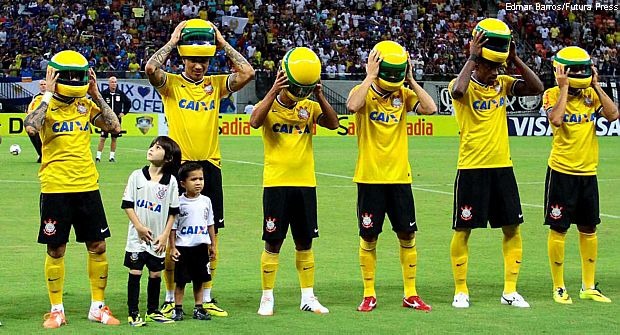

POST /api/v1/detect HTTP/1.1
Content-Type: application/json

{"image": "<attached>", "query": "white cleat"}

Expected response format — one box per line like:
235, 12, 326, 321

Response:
300, 296, 329, 314
452, 293, 470, 308
501, 292, 530, 308
257, 296, 274, 316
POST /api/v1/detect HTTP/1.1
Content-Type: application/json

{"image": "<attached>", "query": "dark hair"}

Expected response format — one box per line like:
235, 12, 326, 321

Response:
149, 136, 182, 176
178, 162, 203, 182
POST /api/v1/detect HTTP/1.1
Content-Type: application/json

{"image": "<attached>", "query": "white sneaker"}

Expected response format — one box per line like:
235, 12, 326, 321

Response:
501, 292, 530, 308
300, 296, 329, 314
257, 296, 274, 316
452, 293, 470, 308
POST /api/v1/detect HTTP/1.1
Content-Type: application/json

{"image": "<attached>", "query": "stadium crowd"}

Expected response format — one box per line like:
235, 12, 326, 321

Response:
0, 0, 618, 80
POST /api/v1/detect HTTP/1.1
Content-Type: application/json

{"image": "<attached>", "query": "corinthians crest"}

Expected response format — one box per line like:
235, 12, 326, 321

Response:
298, 107, 309, 120
265, 217, 277, 232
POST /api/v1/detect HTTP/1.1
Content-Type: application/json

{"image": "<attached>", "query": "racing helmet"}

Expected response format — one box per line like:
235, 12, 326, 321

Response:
47, 50, 89, 98
372, 41, 407, 92
553, 46, 592, 89
178, 19, 217, 57
473, 18, 512, 64
281, 47, 321, 101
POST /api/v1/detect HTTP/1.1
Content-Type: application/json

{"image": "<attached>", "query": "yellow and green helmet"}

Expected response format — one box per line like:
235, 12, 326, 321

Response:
47, 50, 89, 98
281, 47, 321, 101
473, 18, 512, 64
178, 19, 217, 57
372, 40, 407, 92
553, 46, 592, 89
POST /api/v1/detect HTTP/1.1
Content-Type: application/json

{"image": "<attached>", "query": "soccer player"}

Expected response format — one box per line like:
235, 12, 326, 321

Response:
24, 50, 122, 328
448, 18, 544, 308
145, 19, 254, 317
25, 79, 46, 162
543, 46, 618, 304
96, 76, 131, 163
346, 40, 437, 312
250, 47, 339, 316
169, 162, 217, 322
122, 136, 182, 326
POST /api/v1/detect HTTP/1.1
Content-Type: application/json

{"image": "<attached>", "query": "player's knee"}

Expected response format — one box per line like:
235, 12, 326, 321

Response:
396, 231, 415, 242
47, 244, 66, 258
502, 224, 520, 237
86, 240, 107, 254
149, 271, 162, 279
577, 225, 596, 234
550, 226, 568, 234
265, 240, 284, 253
294, 239, 312, 251
129, 269, 142, 276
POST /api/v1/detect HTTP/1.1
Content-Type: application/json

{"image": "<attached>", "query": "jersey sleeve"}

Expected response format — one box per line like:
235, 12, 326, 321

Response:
121, 171, 137, 209
168, 177, 180, 215
500, 75, 519, 96
210, 74, 231, 98
310, 100, 322, 124
87, 98, 103, 125
154, 72, 173, 97
404, 87, 420, 113
590, 87, 603, 114
347, 84, 367, 114
542, 88, 558, 114
27, 95, 42, 114
205, 197, 215, 227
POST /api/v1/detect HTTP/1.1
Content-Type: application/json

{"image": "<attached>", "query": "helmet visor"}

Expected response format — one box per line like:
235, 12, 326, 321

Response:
57, 70, 88, 85
379, 68, 406, 83
565, 64, 592, 78
287, 82, 315, 99
484, 36, 511, 53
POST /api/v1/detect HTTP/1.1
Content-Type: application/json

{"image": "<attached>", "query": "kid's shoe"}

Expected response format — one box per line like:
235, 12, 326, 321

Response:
128, 313, 146, 327
193, 307, 211, 321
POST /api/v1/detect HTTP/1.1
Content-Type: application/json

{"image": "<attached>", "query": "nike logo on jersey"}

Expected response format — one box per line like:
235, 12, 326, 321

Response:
137, 186, 144, 190
51, 107, 60, 111
100, 227, 109, 233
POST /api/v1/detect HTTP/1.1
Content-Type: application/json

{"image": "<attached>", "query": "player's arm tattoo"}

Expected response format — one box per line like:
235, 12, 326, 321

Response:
222, 42, 255, 92
24, 101, 49, 133
145, 43, 173, 87
92, 92, 121, 132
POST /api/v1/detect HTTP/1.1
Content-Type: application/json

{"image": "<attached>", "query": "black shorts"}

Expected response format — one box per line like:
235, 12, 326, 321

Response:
357, 183, 417, 237
452, 168, 524, 229
100, 117, 122, 138
38, 191, 111, 244
544, 167, 600, 230
262, 187, 318, 241
181, 160, 224, 232
174, 244, 211, 285
124, 251, 165, 272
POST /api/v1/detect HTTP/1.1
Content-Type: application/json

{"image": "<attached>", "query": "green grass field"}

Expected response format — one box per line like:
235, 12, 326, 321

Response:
0, 135, 618, 334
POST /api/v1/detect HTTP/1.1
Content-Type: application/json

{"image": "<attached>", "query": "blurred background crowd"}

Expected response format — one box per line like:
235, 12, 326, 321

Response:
0, 0, 618, 81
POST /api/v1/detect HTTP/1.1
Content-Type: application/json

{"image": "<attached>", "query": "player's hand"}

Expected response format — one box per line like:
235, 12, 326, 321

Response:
208, 244, 216, 261
591, 65, 599, 87
366, 49, 381, 80
169, 20, 187, 46
153, 234, 168, 254
470, 31, 487, 59
406, 53, 415, 83
45, 67, 59, 94
170, 248, 180, 262
136, 224, 154, 244
555, 64, 569, 89
508, 41, 517, 62
213, 23, 226, 48
87, 68, 99, 97
313, 81, 324, 97
269, 70, 289, 95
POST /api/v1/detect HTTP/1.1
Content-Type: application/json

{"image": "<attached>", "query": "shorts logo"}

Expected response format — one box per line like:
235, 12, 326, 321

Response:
361, 213, 373, 228
549, 204, 563, 220
130, 252, 139, 261
156, 186, 168, 200
43, 219, 57, 236
265, 217, 277, 233
460, 206, 473, 221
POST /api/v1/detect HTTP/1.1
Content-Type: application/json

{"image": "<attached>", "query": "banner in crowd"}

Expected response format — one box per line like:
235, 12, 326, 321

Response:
508, 116, 620, 136
221, 16, 249, 34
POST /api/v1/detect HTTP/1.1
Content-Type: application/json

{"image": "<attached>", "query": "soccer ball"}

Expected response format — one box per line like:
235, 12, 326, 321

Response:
9, 144, 21, 155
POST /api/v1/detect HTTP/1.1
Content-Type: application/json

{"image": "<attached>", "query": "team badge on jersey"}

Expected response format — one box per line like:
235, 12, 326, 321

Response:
43, 219, 58, 236
460, 206, 473, 221
584, 97, 593, 107
298, 107, 309, 120
549, 204, 563, 220
77, 103, 87, 114
392, 96, 402, 108
156, 185, 168, 200
204, 84, 214, 95
361, 213, 373, 228
265, 217, 277, 232
494, 84, 501, 93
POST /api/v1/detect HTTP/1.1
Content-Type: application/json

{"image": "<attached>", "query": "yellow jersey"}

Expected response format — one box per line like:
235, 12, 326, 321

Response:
350, 84, 420, 184
449, 75, 519, 169
157, 73, 230, 165
259, 96, 322, 187
543, 86, 602, 175
39, 97, 101, 193
27, 93, 43, 113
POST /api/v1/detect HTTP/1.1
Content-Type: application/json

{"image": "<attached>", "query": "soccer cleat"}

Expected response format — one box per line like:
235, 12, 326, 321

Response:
357, 296, 377, 312
403, 296, 432, 312
193, 307, 211, 321
127, 313, 146, 327
452, 292, 470, 308
300, 296, 329, 314
145, 311, 174, 323
501, 292, 530, 308
109, 158, 116, 162
88, 305, 121, 325
553, 287, 573, 304
257, 296, 274, 316
160, 301, 175, 318
43, 311, 66, 329
580, 284, 611, 303
203, 299, 229, 317
172, 309, 184, 321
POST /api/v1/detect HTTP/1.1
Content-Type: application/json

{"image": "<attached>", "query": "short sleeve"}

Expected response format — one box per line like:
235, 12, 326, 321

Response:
404, 87, 420, 113
121, 171, 137, 209
542, 88, 557, 114
500, 75, 519, 96
205, 197, 215, 227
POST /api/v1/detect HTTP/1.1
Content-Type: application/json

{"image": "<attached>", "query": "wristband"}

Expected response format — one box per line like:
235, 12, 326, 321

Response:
468, 54, 479, 62
42, 91, 53, 104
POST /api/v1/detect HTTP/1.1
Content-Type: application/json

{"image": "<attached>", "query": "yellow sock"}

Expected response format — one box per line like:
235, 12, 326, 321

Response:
450, 230, 470, 295
548, 229, 567, 289
359, 238, 377, 297
399, 238, 418, 297
164, 246, 175, 293
45, 254, 65, 305
261, 250, 279, 290
295, 250, 315, 288
502, 227, 523, 294
87, 252, 108, 302
204, 234, 218, 290
579, 231, 597, 289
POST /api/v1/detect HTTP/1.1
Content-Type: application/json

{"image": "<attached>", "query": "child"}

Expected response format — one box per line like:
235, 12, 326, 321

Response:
170, 162, 216, 321
122, 136, 182, 326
